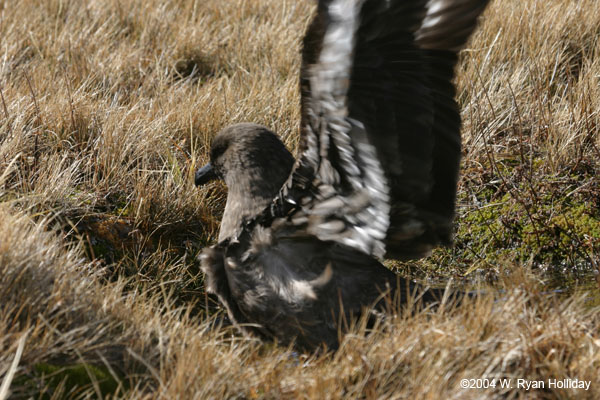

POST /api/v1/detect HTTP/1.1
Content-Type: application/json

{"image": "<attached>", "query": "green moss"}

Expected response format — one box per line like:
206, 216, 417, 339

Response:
460, 199, 599, 266
14, 362, 125, 399
410, 157, 599, 288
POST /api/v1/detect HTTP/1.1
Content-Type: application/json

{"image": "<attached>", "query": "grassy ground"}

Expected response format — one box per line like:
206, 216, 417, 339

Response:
1, 0, 599, 398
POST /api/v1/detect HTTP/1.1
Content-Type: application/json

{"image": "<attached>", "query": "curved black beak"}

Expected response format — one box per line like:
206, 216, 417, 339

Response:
195, 163, 218, 186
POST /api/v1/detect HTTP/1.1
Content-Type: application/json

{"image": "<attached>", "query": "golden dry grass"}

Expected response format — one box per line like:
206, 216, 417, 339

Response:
1, 0, 599, 398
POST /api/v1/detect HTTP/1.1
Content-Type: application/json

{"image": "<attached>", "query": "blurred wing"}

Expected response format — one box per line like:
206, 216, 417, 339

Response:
267, 0, 489, 260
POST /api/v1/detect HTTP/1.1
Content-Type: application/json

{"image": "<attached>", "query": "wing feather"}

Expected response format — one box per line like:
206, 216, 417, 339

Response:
262, 0, 489, 260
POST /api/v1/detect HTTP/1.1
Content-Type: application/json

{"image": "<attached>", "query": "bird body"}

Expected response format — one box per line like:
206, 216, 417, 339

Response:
201, 228, 409, 350
195, 0, 490, 350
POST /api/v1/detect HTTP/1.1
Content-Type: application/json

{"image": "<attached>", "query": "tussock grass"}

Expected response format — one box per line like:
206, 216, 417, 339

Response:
0, 0, 599, 398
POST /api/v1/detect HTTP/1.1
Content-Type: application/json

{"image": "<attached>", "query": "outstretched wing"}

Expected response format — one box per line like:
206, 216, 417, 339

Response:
266, 0, 489, 260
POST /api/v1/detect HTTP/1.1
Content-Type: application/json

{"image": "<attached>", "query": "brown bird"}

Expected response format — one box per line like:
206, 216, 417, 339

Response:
195, 0, 489, 351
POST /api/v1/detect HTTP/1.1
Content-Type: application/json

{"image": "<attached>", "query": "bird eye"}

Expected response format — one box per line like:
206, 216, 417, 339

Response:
210, 143, 227, 162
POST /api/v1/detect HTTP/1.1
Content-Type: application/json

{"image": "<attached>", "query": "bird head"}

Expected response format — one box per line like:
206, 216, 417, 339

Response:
195, 123, 294, 194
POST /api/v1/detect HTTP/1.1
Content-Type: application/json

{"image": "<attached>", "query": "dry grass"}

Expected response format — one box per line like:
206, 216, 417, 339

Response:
0, 0, 599, 398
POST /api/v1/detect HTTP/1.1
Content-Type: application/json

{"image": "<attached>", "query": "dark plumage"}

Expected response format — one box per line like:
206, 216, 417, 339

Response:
195, 0, 490, 351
